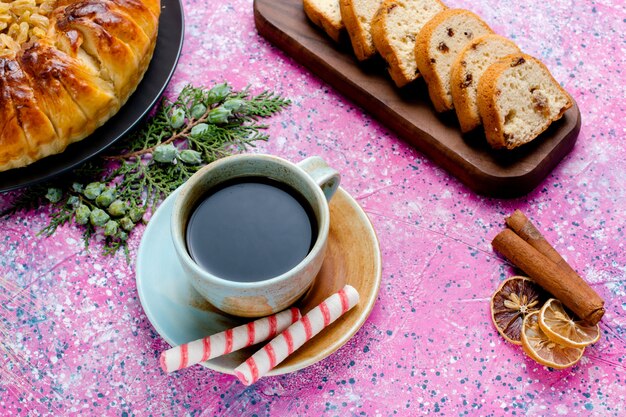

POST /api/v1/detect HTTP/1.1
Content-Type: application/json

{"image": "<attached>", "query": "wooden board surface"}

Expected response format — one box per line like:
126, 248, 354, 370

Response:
253, 0, 581, 198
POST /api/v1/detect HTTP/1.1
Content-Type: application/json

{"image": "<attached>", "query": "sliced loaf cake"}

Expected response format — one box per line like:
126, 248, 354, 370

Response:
304, 0, 345, 42
371, 0, 447, 87
477, 53, 573, 149
340, 0, 383, 61
415, 9, 492, 112
450, 34, 520, 132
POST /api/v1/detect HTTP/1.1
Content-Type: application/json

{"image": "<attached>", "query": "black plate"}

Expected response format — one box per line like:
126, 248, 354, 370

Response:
0, 0, 185, 192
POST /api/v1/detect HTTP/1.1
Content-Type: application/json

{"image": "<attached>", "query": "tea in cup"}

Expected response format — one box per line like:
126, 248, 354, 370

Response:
170, 154, 340, 317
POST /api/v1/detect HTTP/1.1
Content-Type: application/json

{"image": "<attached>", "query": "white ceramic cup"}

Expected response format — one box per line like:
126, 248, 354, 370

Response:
171, 154, 340, 317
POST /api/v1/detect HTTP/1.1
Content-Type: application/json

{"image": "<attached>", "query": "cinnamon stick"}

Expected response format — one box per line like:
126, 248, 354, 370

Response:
492, 228, 605, 325
505, 210, 577, 278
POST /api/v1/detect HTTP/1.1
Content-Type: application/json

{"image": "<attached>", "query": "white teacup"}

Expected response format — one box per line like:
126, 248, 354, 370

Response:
171, 154, 340, 317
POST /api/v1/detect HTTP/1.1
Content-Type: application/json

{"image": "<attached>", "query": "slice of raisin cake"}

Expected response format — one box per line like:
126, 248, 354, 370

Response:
477, 53, 573, 149
371, 0, 446, 87
304, 0, 345, 42
340, 0, 383, 60
415, 9, 492, 112
450, 34, 520, 132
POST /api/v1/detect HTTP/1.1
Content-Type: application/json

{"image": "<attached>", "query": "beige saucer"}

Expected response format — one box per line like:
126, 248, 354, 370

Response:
137, 186, 381, 376
275, 185, 381, 373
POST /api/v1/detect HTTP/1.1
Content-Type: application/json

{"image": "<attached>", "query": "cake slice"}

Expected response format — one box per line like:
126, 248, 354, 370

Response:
304, 0, 345, 42
371, 0, 447, 87
477, 53, 573, 149
340, 0, 383, 61
450, 34, 520, 132
415, 9, 492, 112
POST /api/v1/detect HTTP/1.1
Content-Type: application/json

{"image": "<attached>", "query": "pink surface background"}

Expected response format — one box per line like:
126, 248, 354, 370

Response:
1, 0, 625, 415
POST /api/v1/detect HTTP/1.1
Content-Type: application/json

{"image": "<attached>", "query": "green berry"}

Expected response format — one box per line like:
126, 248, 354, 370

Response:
170, 107, 186, 129
222, 98, 245, 113
67, 196, 80, 208
72, 183, 84, 193
128, 207, 145, 223
119, 216, 134, 231
178, 149, 203, 165
190, 123, 209, 138
89, 208, 110, 227
118, 231, 129, 241
207, 107, 231, 124
84, 182, 105, 200
45, 188, 63, 203
153, 143, 178, 163
95, 189, 116, 208
104, 220, 119, 237
108, 200, 127, 217
75, 204, 91, 225
207, 83, 231, 103
190, 103, 207, 119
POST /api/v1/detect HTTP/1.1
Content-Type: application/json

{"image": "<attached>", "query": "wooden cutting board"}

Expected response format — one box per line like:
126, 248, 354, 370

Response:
253, 0, 581, 198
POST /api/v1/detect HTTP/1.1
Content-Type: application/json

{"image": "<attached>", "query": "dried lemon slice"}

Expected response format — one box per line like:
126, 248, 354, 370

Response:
539, 298, 601, 348
521, 311, 584, 369
490, 276, 548, 345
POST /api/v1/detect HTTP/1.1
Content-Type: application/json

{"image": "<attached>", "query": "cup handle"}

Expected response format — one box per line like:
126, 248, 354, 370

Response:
297, 156, 341, 201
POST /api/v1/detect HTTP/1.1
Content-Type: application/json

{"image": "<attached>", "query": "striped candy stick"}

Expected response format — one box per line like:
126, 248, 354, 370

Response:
160, 307, 301, 373
234, 285, 359, 385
